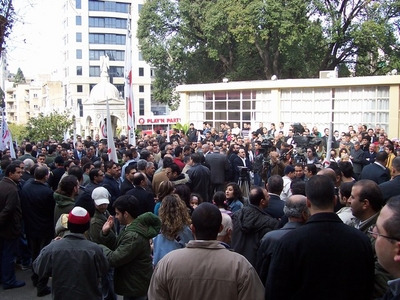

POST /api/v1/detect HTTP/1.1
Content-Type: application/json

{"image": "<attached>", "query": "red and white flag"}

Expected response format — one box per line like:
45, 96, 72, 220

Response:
106, 100, 118, 163
124, 6, 135, 146
0, 109, 16, 158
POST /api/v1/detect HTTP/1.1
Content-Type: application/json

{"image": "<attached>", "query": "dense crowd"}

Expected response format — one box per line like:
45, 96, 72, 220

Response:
0, 120, 399, 300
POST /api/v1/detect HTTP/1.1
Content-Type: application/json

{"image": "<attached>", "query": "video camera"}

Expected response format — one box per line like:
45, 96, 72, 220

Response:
291, 135, 322, 165
238, 166, 249, 178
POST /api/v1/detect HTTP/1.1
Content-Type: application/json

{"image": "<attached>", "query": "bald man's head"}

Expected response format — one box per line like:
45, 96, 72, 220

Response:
317, 168, 336, 183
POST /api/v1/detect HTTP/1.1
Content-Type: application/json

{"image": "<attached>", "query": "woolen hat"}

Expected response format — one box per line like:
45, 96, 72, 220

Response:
92, 187, 110, 206
67, 206, 90, 233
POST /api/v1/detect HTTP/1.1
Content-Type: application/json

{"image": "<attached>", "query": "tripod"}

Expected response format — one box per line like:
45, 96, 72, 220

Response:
238, 175, 250, 205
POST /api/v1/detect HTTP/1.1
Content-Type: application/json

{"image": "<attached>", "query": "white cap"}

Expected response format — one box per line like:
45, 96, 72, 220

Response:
92, 187, 110, 206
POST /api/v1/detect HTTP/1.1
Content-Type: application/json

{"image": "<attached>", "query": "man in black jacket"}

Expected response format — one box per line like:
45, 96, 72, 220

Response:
265, 175, 374, 300
231, 187, 279, 267
187, 153, 211, 202
21, 166, 54, 296
0, 163, 25, 289
126, 173, 155, 215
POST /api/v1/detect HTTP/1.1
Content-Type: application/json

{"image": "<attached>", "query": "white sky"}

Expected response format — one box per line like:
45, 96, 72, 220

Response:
7, 0, 63, 77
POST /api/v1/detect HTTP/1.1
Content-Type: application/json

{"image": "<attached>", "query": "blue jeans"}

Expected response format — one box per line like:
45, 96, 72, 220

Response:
0, 237, 19, 286
254, 172, 263, 187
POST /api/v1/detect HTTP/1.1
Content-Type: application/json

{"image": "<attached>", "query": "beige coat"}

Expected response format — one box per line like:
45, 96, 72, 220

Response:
148, 240, 264, 300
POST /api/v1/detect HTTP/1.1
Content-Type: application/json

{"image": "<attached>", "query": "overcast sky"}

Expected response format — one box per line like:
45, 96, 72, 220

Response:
7, 0, 63, 77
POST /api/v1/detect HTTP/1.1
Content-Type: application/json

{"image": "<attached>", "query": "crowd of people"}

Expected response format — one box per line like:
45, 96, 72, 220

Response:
0, 120, 399, 300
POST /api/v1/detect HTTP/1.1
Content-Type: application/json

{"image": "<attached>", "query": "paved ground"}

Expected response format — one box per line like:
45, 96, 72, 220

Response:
0, 266, 123, 299
0, 266, 51, 300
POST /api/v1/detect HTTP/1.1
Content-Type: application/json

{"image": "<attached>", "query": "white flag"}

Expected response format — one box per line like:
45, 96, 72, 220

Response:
166, 124, 170, 143
124, 6, 135, 146
106, 100, 118, 162
63, 130, 69, 143
1, 110, 16, 158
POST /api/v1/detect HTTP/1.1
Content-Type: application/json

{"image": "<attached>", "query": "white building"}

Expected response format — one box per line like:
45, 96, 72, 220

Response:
176, 75, 400, 138
61, 0, 169, 138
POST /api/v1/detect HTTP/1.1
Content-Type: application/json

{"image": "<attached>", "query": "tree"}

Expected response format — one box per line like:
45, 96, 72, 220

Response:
0, 0, 14, 56
138, 0, 400, 107
309, 0, 400, 75
172, 122, 190, 135
26, 110, 73, 142
8, 122, 26, 143
14, 67, 26, 85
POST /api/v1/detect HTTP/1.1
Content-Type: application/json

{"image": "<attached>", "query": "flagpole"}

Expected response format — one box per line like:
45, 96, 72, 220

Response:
106, 99, 118, 162
124, 5, 135, 146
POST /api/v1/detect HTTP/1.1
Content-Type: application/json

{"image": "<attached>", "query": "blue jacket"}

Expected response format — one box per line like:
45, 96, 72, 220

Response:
153, 225, 193, 266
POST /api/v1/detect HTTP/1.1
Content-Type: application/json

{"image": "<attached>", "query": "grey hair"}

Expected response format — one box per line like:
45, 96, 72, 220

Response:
23, 158, 35, 170
283, 195, 308, 218
136, 159, 147, 171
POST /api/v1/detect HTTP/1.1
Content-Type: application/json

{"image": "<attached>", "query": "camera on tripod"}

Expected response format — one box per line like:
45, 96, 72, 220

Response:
238, 166, 249, 178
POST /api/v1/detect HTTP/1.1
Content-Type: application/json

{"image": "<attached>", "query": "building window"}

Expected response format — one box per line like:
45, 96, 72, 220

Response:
76, 32, 82, 42
33, 94, 38, 98
88, 1, 129, 13
109, 66, 124, 77
76, 16, 81, 25
76, 0, 81, 9
139, 67, 144, 76
139, 85, 144, 93
78, 99, 83, 117
139, 98, 145, 115
77, 66, 82, 76
138, 4, 143, 13
63, 18, 68, 29
77, 85, 83, 93
89, 66, 100, 77
150, 68, 156, 78
138, 51, 144, 61
89, 17, 127, 29
89, 50, 124, 61
89, 33, 126, 45
76, 49, 82, 59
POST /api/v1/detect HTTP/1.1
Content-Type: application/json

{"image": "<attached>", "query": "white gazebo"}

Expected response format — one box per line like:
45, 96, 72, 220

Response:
83, 55, 127, 138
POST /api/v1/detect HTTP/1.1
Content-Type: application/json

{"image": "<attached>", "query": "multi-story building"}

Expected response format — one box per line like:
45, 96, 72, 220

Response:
5, 76, 63, 125
61, 0, 169, 137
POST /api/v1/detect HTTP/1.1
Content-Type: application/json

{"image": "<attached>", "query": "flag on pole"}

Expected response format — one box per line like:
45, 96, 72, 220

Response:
73, 126, 77, 149
0, 109, 16, 158
100, 118, 107, 138
166, 124, 170, 143
124, 5, 135, 146
63, 130, 69, 143
106, 100, 118, 162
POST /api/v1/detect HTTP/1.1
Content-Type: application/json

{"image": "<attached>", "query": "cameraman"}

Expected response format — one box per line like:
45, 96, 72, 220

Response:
269, 151, 285, 177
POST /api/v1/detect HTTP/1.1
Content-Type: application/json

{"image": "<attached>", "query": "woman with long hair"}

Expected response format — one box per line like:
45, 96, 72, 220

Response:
152, 194, 193, 266
154, 180, 174, 216
225, 182, 244, 213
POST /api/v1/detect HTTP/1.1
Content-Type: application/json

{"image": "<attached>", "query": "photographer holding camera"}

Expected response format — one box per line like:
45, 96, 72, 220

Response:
269, 151, 285, 177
